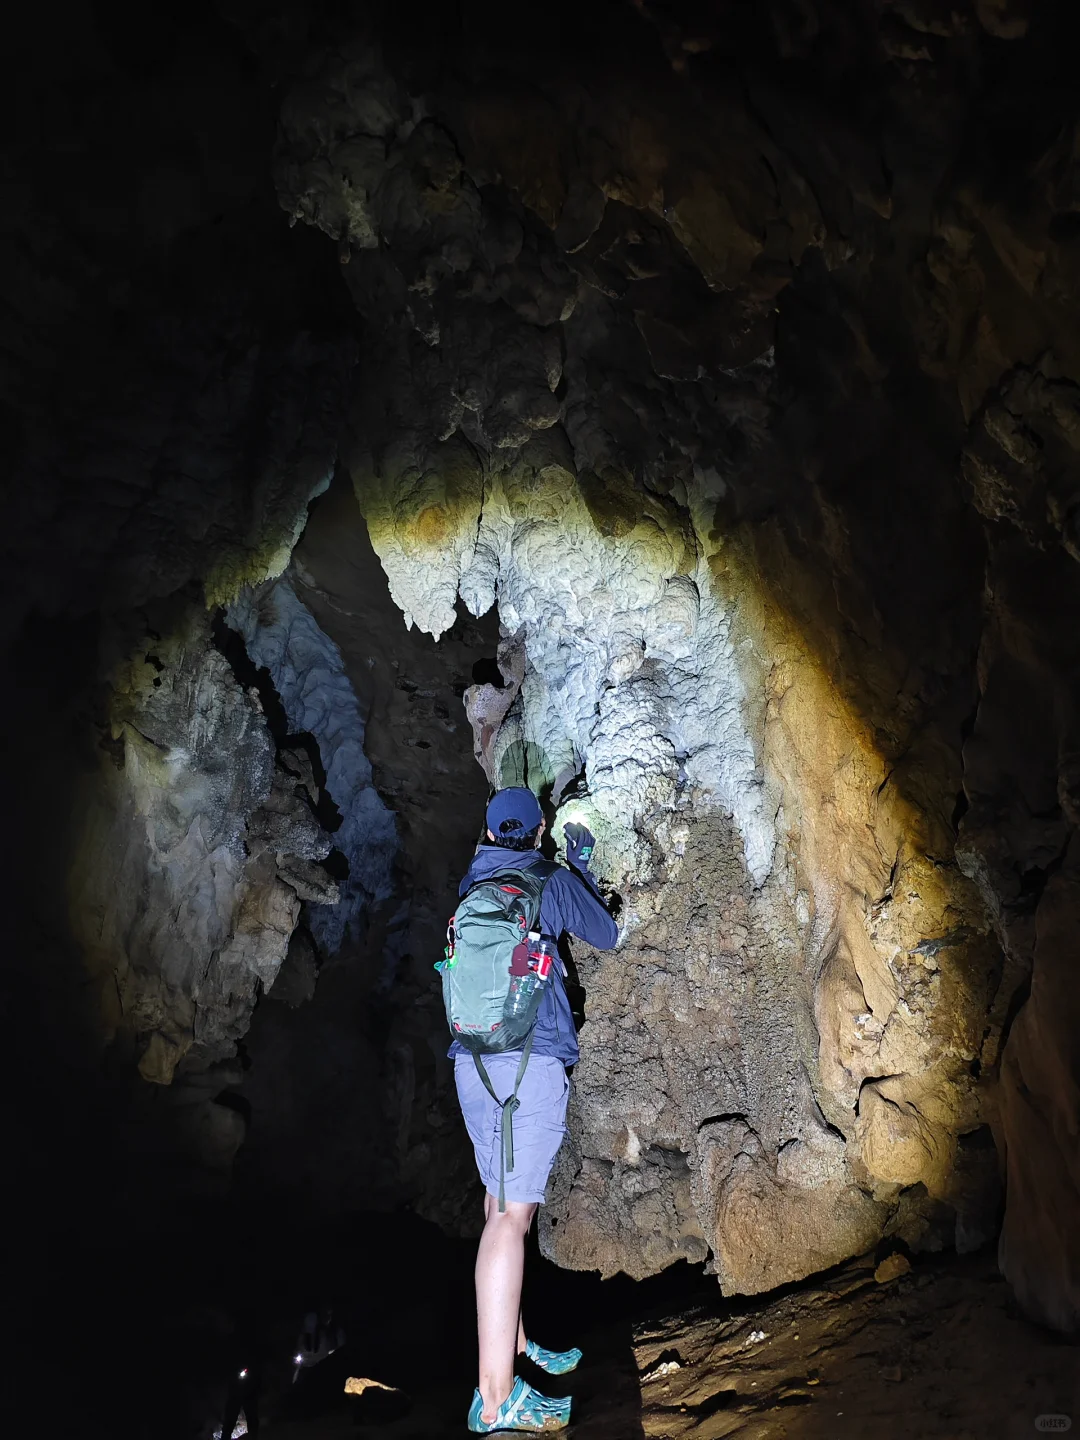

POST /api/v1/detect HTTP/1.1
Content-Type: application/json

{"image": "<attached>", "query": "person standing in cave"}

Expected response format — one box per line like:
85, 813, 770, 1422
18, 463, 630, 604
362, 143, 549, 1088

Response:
448, 786, 618, 1433
217, 1306, 266, 1440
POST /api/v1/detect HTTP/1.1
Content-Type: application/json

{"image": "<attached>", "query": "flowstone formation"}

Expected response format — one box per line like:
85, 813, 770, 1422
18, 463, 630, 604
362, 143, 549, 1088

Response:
352, 460, 1001, 1297
226, 577, 397, 953
271, 9, 1080, 1322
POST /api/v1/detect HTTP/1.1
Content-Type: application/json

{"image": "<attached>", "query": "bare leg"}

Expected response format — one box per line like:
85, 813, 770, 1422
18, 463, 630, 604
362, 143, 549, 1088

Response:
517, 1310, 527, 1357
476, 1192, 537, 1421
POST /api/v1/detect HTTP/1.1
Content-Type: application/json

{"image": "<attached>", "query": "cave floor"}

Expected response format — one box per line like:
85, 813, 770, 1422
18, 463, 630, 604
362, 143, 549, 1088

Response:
264, 1249, 1078, 1440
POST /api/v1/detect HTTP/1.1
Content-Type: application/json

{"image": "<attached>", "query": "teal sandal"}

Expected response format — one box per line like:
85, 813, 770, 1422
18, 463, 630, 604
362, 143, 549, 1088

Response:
467, 1376, 572, 1433
524, 1340, 583, 1376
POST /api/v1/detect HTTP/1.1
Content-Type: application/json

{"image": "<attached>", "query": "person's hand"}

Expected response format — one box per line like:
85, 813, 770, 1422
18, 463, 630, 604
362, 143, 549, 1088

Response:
563, 822, 595, 869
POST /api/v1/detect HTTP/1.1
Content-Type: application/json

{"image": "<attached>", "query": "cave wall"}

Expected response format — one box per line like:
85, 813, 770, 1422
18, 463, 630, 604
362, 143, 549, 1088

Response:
1, 0, 371, 1215
223, 476, 499, 1229
339, 439, 1004, 1296
226, 575, 397, 952
4, 0, 1079, 1341
68, 602, 339, 1091
269, 0, 1079, 1324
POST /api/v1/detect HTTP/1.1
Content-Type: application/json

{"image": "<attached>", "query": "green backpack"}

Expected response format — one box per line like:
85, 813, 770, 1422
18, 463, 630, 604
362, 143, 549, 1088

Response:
436, 860, 557, 1209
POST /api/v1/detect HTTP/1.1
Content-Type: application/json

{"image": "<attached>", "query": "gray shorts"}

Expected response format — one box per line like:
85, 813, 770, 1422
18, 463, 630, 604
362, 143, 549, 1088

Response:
454, 1053, 570, 1205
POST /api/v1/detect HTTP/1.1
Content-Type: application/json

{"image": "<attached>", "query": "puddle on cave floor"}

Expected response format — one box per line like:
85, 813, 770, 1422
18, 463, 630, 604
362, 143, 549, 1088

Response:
198, 1213, 1078, 1440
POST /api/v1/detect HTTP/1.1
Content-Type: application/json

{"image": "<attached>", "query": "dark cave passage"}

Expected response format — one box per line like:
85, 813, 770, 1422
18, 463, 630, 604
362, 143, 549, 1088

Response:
5, 0, 1080, 1437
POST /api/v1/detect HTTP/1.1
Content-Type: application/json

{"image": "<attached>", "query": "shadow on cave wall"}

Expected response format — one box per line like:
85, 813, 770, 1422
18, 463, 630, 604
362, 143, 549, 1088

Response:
226, 473, 502, 1235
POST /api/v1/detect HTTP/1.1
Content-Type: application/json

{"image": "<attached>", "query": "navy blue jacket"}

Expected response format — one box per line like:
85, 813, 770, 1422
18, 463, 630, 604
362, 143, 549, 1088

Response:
448, 844, 619, 1066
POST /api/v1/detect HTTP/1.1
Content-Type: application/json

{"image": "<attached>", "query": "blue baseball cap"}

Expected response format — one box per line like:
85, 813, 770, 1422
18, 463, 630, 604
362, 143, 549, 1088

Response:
486, 786, 543, 837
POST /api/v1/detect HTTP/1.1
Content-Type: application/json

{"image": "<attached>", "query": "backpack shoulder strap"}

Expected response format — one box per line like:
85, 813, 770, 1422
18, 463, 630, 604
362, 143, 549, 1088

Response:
473, 1031, 535, 1212
505, 859, 558, 929
462, 858, 558, 901
529, 859, 559, 932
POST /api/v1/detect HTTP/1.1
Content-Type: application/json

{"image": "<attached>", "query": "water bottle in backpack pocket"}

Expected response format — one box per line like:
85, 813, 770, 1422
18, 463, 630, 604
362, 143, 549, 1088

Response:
505, 933, 558, 1022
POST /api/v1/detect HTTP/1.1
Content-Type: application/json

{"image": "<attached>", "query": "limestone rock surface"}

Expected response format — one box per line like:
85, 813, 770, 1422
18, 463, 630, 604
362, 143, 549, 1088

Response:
272, 18, 1051, 1304
68, 604, 339, 1090
227, 577, 397, 953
